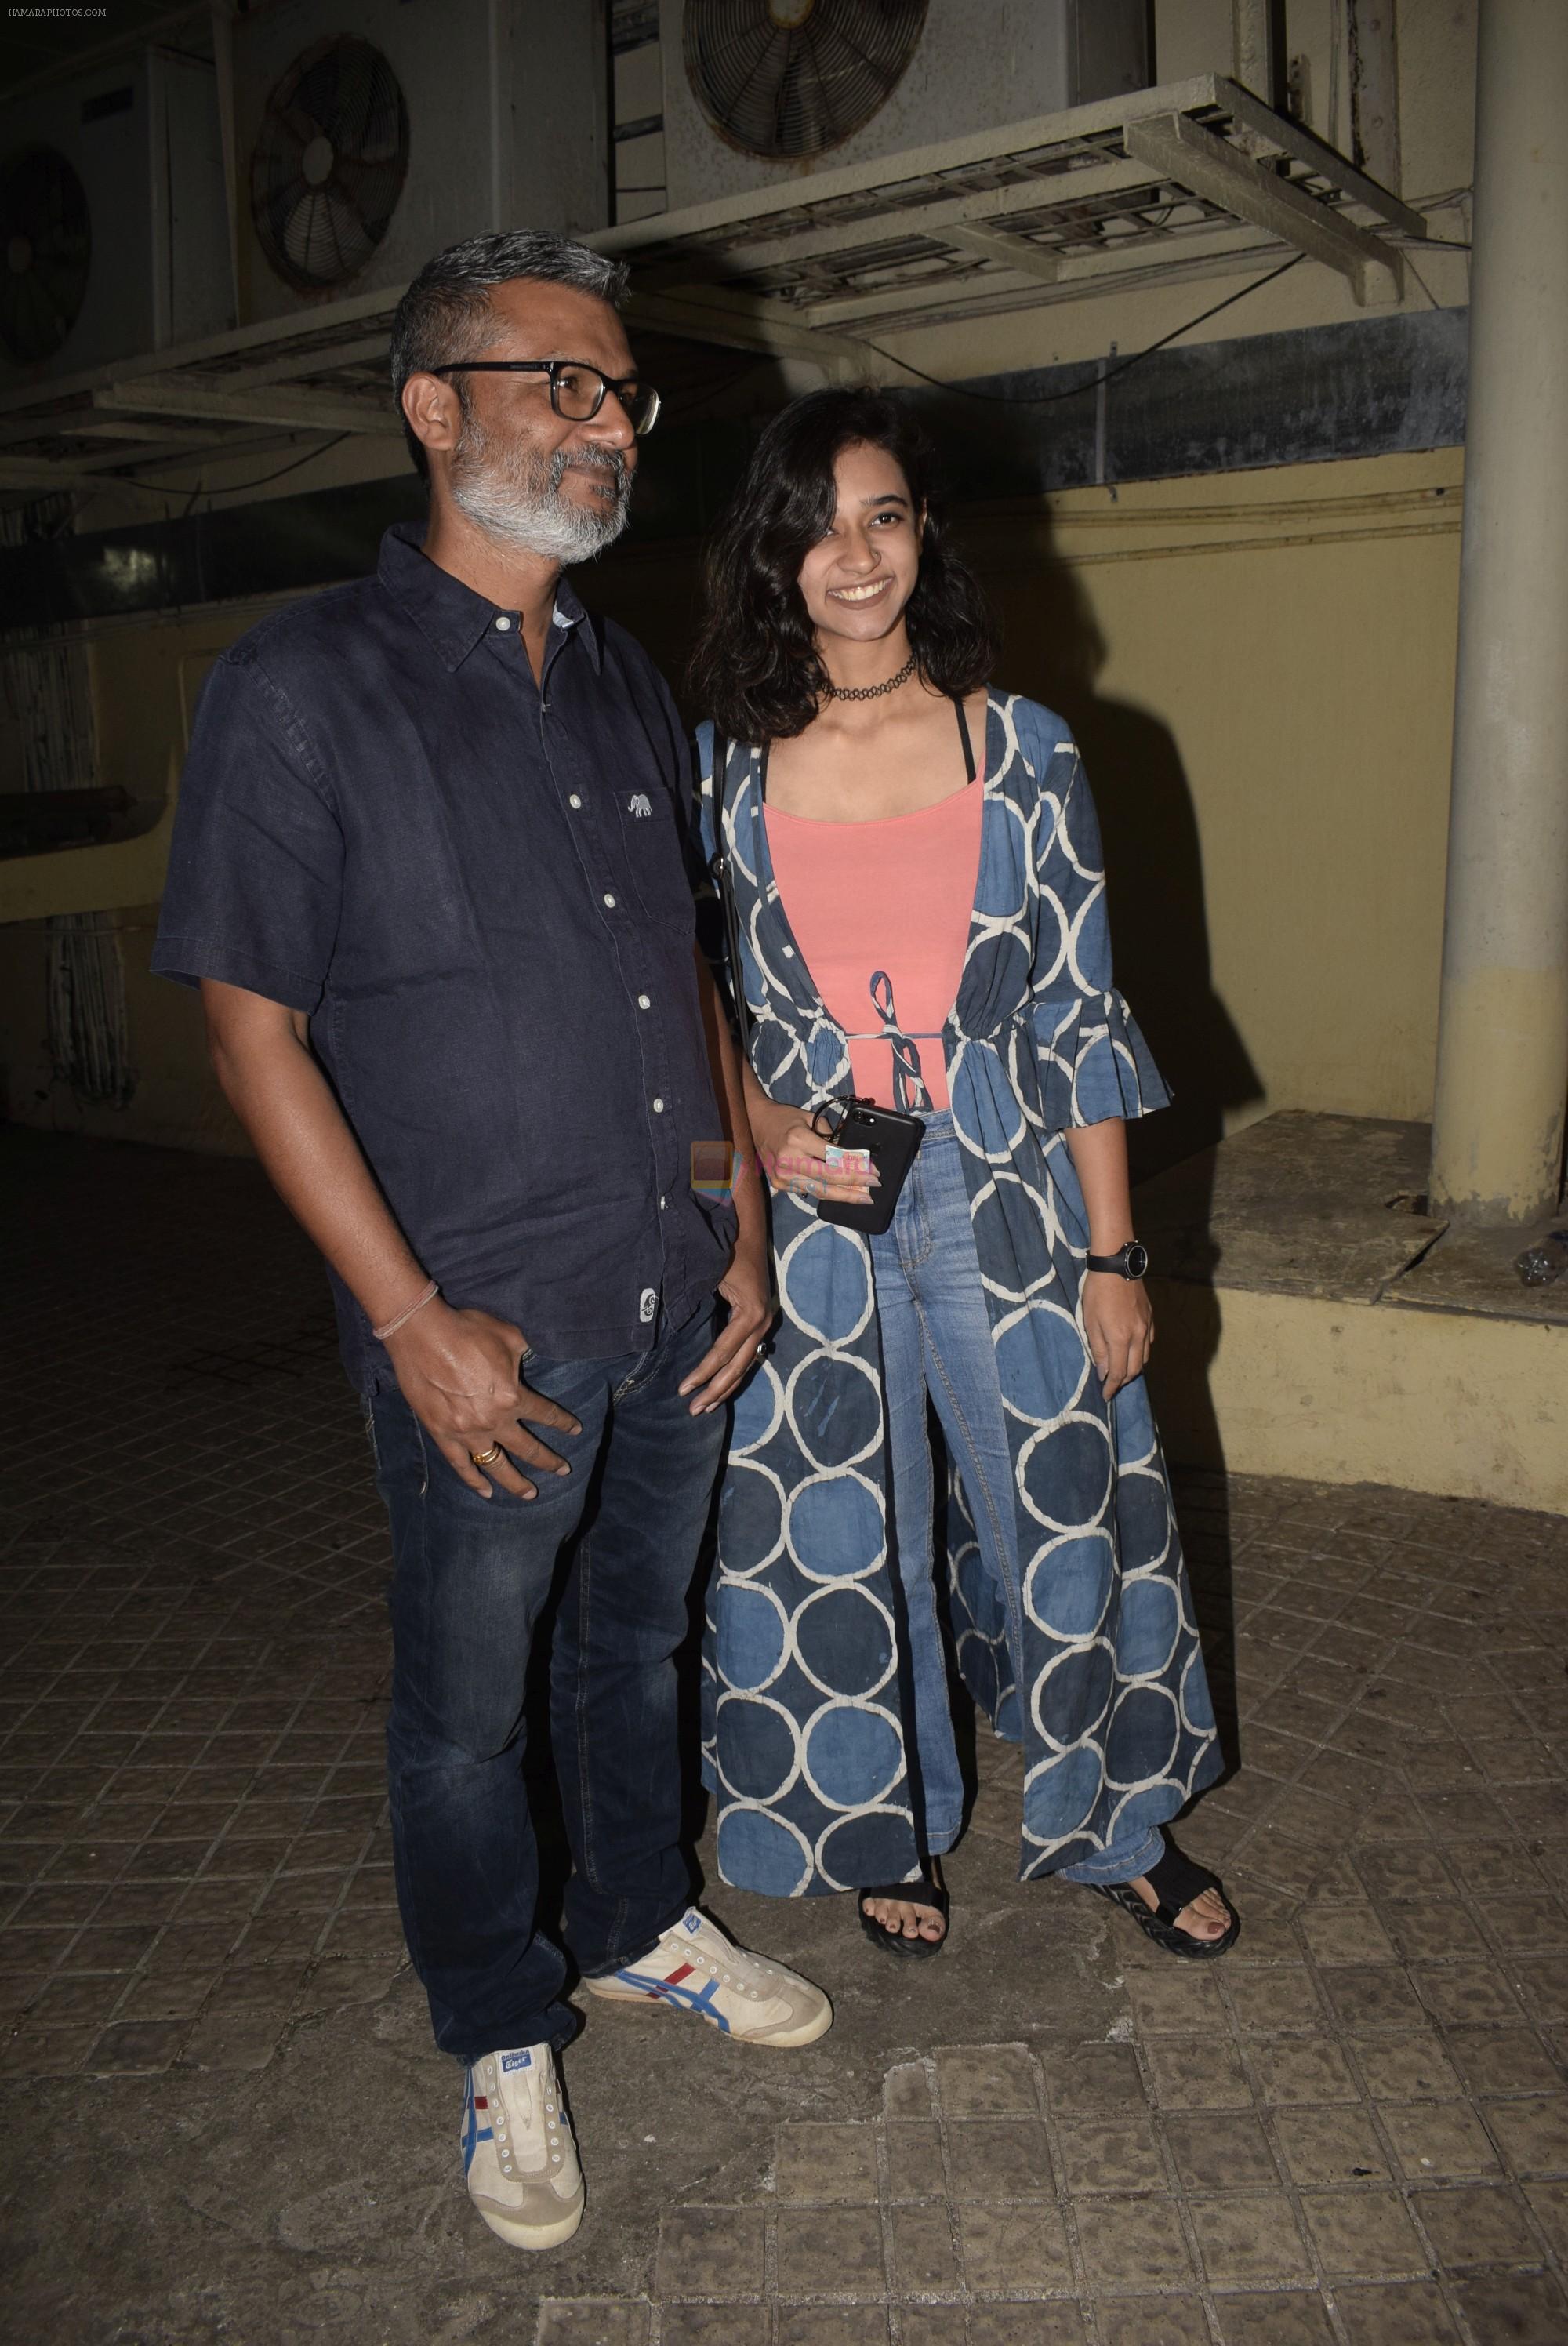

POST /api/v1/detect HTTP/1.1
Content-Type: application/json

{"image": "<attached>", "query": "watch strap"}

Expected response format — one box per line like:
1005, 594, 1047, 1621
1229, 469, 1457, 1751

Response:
1085, 1241, 1149, 1279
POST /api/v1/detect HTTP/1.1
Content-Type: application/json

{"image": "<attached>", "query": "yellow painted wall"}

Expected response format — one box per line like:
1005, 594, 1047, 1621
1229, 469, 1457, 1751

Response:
969, 450, 1465, 1173
0, 448, 1463, 1167
0, 606, 273, 1151
1148, 1276, 1568, 1513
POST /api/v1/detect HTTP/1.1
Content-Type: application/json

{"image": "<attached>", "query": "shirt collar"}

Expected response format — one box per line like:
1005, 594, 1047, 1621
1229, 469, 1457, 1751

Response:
547, 572, 601, 670
376, 522, 601, 674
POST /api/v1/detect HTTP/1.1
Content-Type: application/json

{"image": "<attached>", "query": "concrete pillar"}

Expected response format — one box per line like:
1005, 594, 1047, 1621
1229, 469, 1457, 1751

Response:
1428, 0, 1568, 1227
1230, 0, 1283, 108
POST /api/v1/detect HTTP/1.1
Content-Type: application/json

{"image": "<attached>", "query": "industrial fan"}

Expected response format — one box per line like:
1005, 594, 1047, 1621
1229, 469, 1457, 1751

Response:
249, 34, 409, 293
0, 145, 91, 365
683, 0, 928, 160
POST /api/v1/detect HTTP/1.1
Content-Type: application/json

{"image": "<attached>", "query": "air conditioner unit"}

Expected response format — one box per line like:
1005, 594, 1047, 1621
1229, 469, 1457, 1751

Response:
0, 50, 230, 387
661, 0, 1151, 212
234, 0, 611, 326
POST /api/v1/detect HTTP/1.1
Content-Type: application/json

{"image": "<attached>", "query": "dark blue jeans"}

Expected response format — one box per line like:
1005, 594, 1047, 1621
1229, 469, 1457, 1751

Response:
368, 1299, 724, 2062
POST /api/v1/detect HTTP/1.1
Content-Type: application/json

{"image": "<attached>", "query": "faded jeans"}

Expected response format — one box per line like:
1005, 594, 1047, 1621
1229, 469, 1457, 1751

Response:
869, 1114, 1162, 1887
368, 1298, 724, 2061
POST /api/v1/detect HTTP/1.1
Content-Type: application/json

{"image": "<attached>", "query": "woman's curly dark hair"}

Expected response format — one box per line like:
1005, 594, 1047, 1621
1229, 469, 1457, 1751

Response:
688, 387, 998, 742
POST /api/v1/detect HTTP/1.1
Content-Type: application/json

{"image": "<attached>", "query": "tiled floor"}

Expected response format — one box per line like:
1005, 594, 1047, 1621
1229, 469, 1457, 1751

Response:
2, 1128, 1566, 2344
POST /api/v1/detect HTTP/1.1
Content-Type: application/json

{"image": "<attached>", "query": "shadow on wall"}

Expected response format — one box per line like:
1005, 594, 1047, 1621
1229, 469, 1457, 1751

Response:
966, 522, 1263, 1186
965, 513, 1258, 1776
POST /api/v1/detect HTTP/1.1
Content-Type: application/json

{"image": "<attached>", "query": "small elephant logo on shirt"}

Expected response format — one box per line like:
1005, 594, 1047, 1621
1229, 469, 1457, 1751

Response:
628, 793, 652, 819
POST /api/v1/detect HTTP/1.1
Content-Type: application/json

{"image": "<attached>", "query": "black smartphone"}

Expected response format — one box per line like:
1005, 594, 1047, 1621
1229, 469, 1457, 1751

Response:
815, 1099, 924, 1236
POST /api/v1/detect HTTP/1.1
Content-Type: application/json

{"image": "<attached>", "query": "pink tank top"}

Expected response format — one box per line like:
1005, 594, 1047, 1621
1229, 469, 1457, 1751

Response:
765, 777, 984, 1111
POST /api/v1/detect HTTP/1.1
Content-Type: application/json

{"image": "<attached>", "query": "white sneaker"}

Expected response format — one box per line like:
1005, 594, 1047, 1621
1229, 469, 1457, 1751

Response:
463, 2043, 584, 2250
583, 1908, 832, 2047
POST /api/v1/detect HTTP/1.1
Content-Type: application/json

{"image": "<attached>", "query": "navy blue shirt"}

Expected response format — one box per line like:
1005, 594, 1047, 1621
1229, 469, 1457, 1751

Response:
154, 523, 735, 1389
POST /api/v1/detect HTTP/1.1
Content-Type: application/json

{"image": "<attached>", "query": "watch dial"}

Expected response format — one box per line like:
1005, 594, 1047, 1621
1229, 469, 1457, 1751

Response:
1127, 1243, 1149, 1279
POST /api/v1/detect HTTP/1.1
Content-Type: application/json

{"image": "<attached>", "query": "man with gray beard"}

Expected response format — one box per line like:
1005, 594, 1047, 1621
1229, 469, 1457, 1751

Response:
153, 233, 830, 2253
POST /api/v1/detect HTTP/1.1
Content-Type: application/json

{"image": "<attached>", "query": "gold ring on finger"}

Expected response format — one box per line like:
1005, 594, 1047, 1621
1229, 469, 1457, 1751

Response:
470, 1443, 503, 1466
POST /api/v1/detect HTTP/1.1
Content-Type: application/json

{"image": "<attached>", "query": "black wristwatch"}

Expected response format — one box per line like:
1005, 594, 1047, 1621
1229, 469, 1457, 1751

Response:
1085, 1240, 1149, 1280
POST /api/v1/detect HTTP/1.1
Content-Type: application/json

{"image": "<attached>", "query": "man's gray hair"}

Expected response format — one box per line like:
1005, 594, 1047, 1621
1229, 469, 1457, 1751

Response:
390, 231, 631, 478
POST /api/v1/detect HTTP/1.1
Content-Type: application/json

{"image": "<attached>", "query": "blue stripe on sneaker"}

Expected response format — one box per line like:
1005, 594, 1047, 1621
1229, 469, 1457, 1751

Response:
611, 1966, 732, 2033
462, 2075, 493, 2173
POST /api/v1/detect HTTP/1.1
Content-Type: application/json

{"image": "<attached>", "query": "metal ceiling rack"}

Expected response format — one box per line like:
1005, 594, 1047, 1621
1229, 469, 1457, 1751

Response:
0, 74, 1425, 506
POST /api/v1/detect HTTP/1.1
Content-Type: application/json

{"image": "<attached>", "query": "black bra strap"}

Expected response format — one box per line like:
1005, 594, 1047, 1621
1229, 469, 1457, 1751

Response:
954, 695, 976, 783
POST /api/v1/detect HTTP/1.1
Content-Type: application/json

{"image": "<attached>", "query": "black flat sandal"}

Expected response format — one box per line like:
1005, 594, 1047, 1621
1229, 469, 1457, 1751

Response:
1087, 1837, 1240, 1961
858, 1866, 950, 1960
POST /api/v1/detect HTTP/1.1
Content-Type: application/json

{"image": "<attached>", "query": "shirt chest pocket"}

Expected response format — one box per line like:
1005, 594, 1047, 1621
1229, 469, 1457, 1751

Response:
613, 780, 698, 934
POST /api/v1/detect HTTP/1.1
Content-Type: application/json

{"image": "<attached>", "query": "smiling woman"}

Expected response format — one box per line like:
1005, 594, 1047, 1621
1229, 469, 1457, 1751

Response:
692, 388, 1239, 1968
688, 389, 993, 745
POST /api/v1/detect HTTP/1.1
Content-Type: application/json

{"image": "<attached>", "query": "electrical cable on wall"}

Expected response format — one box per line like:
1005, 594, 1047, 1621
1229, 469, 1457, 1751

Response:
859, 252, 1308, 407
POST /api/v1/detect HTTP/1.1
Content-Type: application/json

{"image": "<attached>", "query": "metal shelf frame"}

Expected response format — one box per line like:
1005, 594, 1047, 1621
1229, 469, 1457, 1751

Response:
0, 74, 1424, 503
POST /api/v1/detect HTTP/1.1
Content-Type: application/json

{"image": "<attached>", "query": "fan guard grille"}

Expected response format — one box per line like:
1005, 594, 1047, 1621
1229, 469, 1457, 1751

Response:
0, 145, 91, 365
250, 34, 409, 294
684, 0, 928, 162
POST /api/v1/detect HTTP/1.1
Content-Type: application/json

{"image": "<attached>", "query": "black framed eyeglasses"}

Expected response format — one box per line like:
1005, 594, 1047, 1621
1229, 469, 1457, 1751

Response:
432, 357, 660, 437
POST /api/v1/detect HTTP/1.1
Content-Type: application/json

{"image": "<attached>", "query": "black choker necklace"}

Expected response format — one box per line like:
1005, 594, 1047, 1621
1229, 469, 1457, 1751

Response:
825, 652, 916, 702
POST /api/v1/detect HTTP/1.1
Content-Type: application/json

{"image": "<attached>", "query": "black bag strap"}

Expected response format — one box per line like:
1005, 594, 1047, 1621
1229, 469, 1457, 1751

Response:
710, 729, 753, 1059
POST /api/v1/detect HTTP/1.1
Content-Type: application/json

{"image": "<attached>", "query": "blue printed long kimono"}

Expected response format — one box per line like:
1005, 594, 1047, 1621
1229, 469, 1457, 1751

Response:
696, 691, 1221, 1895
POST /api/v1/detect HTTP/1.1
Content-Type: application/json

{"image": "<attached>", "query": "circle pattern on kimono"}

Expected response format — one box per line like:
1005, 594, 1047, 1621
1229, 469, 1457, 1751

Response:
1180, 1647, 1217, 1734
717, 1461, 786, 1575
1033, 1637, 1115, 1745
1030, 891, 1069, 985
1018, 1414, 1113, 1531
715, 1694, 800, 1804
961, 1067, 1028, 1160
785, 1349, 881, 1473
785, 1470, 884, 1582
778, 1218, 872, 1346
717, 1804, 812, 1898
1112, 1463, 1173, 1563
952, 1540, 1011, 1647
751, 1021, 796, 1089
731, 1357, 784, 1458
793, 1582, 896, 1701
954, 1625, 1001, 1723
1105, 1682, 1180, 1789
973, 812, 1029, 917
707, 695, 1221, 1898
1024, 1741, 1105, 1838
1103, 1778, 1182, 1853
968, 1175, 1055, 1292
803, 1701, 902, 1812
1115, 1574, 1181, 1680
1025, 1533, 1116, 1640
713, 1581, 791, 1695
815, 1804, 916, 1894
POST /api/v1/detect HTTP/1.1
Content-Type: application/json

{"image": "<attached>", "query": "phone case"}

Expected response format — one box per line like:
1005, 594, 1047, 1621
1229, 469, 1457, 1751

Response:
816, 1103, 924, 1235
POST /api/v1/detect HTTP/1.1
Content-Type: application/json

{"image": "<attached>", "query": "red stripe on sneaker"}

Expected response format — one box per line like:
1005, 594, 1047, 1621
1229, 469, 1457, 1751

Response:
664, 1963, 695, 1985
474, 2097, 488, 2108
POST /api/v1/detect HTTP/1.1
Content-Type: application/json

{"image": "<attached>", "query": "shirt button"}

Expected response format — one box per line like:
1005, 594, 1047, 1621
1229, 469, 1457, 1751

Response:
637, 993, 651, 1009
603, 892, 616, 908
659, 1195, 666, 1210
652, 1097, 665, 1113
493, 615, 512, 632
568, 794, 583, 808
639, 1287, 657, 1324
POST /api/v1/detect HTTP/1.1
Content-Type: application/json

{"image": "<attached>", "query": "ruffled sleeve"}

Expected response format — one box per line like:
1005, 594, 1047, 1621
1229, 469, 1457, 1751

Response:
1033, 986, 1169, 1128
1027, 732, 1171, 1128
